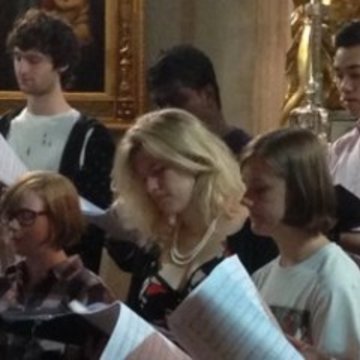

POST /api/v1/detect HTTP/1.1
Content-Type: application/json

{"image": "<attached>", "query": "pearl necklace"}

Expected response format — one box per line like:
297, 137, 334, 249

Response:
169, 218, 218, 266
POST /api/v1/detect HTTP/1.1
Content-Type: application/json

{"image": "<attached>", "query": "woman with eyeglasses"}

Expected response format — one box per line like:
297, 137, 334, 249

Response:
0, 170, 114, 359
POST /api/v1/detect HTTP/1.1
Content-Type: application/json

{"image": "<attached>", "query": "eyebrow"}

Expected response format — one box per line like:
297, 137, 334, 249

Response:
334, 64, 360, 71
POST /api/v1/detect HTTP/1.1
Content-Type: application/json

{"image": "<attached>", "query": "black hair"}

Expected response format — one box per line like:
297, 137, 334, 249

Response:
335, 20, 360, 49
147, 45, 221, 108
6, 8, 80, 88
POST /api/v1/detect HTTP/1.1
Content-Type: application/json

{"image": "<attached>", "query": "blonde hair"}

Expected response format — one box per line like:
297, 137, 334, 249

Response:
1, 171, 85, 248
112, 108, 245, 239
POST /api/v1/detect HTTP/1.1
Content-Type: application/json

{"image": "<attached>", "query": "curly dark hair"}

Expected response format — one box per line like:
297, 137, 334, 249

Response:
6, 8, 80, 88
147, 45, 221, 108
335, 20, 360, 49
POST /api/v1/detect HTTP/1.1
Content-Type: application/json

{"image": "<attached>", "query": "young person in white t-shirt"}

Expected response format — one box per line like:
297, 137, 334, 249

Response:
0, 9, 115, 273
241, 128, 360, 359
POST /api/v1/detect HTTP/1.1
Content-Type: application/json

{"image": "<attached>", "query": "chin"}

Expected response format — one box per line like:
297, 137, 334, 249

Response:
345, 104, 360, 118
250, 222, 271, 237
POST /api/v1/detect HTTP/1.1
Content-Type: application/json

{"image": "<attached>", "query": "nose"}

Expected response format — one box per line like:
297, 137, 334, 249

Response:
338, 75, 354, 94
146, 176, 159, 195
0, 219, 20, 242
7, 218, 21, 233
241, 192, 253, 209
15, 57, 30, 75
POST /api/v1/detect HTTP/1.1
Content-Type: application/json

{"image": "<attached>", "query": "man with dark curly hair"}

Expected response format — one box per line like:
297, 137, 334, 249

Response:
0, 8, 115, 273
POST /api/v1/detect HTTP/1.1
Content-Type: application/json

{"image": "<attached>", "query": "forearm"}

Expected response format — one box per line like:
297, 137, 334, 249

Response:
339, 232, 360, 255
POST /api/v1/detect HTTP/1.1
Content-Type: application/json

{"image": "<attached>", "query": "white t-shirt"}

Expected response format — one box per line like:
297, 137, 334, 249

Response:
253, 243, 360, 359
7, 108, 80, 171
329, 122, 360, 198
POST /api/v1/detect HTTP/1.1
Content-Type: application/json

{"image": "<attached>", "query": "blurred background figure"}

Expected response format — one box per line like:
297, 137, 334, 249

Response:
0, 171, 114, 359
282, 0, 360, 123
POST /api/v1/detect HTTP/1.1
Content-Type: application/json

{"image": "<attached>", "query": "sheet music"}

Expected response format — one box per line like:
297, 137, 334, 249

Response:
90, 301, 189, 360
79, 197, 105, 217
168, 256, 303, 360
0, 133, 104, 219
0, 133, 27, 186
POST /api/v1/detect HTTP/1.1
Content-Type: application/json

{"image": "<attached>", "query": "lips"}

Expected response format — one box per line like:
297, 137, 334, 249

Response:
342, 97, 359, 103
19, 79, 32, 85
11, 236, 23, 244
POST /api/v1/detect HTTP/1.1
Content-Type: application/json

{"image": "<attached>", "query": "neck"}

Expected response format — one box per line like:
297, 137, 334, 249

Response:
273, 226, 329, 266
26, 86, 71, 116
25, 248, 68, 286
207, 111, 229, 137
178, 205, 207, 239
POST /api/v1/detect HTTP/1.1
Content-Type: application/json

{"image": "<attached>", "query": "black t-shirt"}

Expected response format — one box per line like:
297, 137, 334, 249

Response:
221, 127, 279, 274
223, 127, 251, 154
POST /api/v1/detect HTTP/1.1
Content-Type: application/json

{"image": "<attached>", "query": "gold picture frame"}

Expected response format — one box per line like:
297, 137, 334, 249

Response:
0, 0, 145, 130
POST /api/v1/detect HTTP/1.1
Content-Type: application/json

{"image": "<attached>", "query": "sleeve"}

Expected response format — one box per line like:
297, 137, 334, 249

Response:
226, 220, 278, 274
71, 269, 115, 305
73, 123, 115, 209
328, 128, 357, 173
251, 264, 271, 290
310, 276, 360, 359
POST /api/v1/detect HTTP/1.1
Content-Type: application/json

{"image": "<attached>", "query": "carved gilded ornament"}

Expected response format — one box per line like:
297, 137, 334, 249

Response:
282, 0, 360, 125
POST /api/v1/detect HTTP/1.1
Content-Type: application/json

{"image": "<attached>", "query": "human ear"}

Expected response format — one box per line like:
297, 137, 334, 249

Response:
202, 84, 217, 104
58, 64, 69, 73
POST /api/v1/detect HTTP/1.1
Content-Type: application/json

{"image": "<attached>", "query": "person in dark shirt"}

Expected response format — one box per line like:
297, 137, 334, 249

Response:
147, 44, 250, 153
147, 44, 278, 273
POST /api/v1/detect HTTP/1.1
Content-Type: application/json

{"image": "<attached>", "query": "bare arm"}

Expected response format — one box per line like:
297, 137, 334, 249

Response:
339, 232, 360, 256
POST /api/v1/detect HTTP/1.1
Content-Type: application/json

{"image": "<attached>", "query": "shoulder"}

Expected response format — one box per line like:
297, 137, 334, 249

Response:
75, 113, 115, 150
0, 261, 25, 297
227, 221, 278, 274
330, 124, 360, 157
252, 259, 278, 288
187, 256, 224, 292
312, 244, 360, 300
72, 113, 108, 136
222, 127, 251, 154
0, 108, 24, 136
62, 112, 115, 172
308, 245, 360, 355
55, 256, 114, 304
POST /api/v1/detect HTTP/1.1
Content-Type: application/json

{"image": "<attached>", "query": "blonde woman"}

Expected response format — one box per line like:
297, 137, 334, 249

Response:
112, 108, 248, 327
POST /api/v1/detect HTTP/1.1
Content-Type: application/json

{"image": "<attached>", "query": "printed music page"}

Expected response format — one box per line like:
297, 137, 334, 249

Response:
168, 255, 303, 360
70, 301, 190, 360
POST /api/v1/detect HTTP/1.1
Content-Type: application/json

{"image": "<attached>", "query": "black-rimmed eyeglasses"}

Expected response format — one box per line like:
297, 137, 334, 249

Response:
5, 208, 48, 227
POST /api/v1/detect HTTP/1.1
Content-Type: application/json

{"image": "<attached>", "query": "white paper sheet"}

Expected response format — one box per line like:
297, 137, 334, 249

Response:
0, 133, 27, 186
79, 197, 105, 217
100, 302, 190, 360
168, 256, 303, 360
70, 300, 189, 360
0, 133, 104, 219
